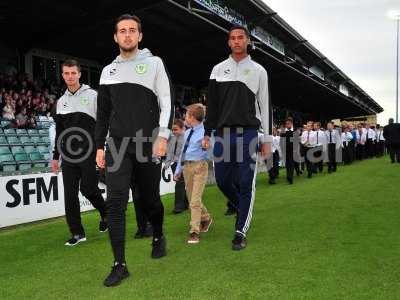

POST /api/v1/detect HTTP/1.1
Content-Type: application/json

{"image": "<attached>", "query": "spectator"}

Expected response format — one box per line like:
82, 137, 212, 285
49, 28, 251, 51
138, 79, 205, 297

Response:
3, 97, 15, 120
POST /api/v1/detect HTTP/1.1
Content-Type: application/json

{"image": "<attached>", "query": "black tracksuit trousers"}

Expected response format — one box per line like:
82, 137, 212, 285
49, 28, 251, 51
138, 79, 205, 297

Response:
105, 147, 164, 264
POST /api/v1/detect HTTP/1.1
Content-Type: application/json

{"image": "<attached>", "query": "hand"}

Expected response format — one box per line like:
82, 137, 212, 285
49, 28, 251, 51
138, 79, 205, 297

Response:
260, 143, 271, 160
51, 160, 59, 173
153, 137, 168, 157
96, 149, 105, 169
202, 136, 210, 150
173, 173, 181, 181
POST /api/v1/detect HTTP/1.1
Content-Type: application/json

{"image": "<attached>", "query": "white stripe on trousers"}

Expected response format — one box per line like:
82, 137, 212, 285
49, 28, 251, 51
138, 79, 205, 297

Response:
241, 152, 258, 235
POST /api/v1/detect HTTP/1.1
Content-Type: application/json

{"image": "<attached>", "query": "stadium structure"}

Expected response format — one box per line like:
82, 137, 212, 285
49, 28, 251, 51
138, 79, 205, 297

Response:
0, 0, 383, 121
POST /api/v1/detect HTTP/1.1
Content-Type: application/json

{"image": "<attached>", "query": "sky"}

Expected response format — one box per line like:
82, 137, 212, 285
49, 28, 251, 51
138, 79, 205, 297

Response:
263, 0, 399, 125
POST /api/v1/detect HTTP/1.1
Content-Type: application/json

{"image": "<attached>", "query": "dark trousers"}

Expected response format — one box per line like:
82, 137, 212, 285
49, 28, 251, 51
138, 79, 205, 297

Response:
130, 178, 149, 232
105, 148, 164, 264
366, 139, 374, 158
213, 129, 258, 237
286, 159, 300, 182
314, 146, 324, 172
171, 163, 189, 211
342, 144, 351, 165
267, 150, 280, 180
348, 140, 355, 162
62, 154, 106, 236
304, 147, 314, 177
327, 143, 337, 172
376, 141, 385, 157
356, 144, 365, 160
389, 143, 400, 163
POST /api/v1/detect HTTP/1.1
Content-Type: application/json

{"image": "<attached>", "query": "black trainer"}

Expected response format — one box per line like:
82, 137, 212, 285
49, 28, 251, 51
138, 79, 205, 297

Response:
151, 236, 167, 259
99, 219, 108, 233
134, 223, 153, 239
103, 263, 130, 287
232, 234, 247, 251
65, 234, 86, 246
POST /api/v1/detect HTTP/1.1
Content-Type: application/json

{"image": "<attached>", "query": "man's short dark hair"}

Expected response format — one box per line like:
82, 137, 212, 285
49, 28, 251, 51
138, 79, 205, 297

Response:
62, 59, 81, 72
228, 25, 250, 38
115, 14, 142, 33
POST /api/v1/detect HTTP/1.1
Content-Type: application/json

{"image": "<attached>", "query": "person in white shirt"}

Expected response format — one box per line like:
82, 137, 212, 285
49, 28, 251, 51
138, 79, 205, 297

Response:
301, 121, 317, 178
267, 127, 281, 185
365, 123, 376, 158
375, 124, 385, 157
348, 124, 357, 163
355, 124, 366, 160
325, 122, 341, 173
341, 126, 353, 165
313, 122, 326, 173
280, 117, 302, 185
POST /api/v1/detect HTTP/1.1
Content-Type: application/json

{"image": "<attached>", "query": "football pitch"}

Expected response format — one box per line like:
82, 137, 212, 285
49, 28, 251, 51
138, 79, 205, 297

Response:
1, 157, 400, 299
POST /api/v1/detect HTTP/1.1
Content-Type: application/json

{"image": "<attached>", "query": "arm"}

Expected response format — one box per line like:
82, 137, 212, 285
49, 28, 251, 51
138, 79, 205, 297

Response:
204, 66, 219, 137
95, 84, 112, 150
52, 115, 65, 161
256, 68, 273, 144
155, 58, 173, 140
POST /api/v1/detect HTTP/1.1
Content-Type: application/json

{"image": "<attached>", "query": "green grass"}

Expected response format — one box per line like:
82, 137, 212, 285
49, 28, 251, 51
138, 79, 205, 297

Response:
1, 157, 400, 299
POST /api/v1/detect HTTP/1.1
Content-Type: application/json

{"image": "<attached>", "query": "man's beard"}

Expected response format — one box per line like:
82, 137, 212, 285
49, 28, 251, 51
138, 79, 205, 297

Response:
120, 45, 138, 53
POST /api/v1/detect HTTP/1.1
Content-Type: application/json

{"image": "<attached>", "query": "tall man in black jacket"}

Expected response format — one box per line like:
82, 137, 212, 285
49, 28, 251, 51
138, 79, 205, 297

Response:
52, 59, 107, 247
95, 14, 173, 287
384, 118, 400, 163
202, 26, 271, 251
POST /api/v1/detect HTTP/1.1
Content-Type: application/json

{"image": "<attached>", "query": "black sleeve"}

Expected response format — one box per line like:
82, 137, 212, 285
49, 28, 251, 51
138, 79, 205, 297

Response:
52, 114, 64, 160
95, 84, 112, 150
204, 78, 219, 137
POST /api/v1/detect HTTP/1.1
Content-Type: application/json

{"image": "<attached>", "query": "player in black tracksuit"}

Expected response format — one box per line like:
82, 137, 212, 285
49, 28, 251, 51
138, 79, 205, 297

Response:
96, 15, 173, 287
52, 60, 107, 247
202, 26, 272, 251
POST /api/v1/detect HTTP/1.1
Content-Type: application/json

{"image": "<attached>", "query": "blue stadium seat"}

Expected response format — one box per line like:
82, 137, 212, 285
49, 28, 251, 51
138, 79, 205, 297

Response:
11, 146, 26, 155
27, 129, 40, 137
0, 136, 8, 146
16, 129, 28, 136
7, 136, 22, 146
4, 128, 17, 136
29, 152, 48, 168
40, 136, 51, 145
38, 129, 49, 137
14, 153, 32, 171
0, 146, 11, 155
37, 145, 49, 154
20, 136, 34, 146
24, 145, 37, 154
0, 153, 17, 172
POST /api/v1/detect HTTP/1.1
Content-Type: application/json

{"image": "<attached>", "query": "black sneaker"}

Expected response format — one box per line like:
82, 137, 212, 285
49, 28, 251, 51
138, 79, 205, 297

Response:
232, 234, 247, 251
134, 223, 153, 239
65, 234, 86, 246
103, 263, 130, 287
99, 219, 108, 233
151, 236, 167, 259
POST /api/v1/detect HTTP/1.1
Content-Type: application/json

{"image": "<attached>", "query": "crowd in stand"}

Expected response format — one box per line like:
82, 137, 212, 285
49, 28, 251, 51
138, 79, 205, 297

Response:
0, 72, 62, 128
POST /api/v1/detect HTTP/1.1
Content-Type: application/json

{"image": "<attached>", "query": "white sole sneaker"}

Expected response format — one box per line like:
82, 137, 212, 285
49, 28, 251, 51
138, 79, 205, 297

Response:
65, 237, 87, 246
187, 239, 200, 244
